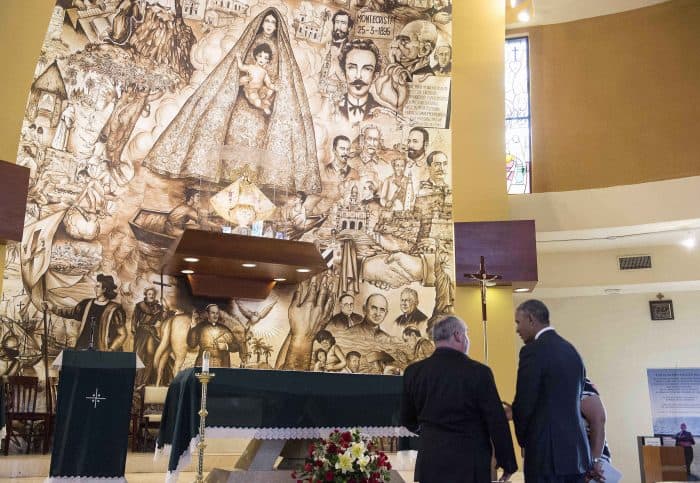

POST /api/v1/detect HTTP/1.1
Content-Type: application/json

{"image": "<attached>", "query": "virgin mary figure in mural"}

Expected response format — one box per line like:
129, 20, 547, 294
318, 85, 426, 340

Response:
142, 8, 321, 197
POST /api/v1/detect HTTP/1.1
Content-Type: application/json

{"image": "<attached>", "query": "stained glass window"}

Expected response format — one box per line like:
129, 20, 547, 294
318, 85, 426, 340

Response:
505, 36, 531, 194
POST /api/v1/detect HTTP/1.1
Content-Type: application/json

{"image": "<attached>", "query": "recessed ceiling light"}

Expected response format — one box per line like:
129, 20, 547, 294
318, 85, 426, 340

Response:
183, 257, 200, 263
242, 263, 257, 268
517, 11, 530, 22
514, 288, 530, 293
296, 268, 311, 273
274, 278, 287, 282
181, 269, 194, 275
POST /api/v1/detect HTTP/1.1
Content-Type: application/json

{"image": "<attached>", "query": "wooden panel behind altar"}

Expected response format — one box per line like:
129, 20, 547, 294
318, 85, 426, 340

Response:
1, 0, 454, 398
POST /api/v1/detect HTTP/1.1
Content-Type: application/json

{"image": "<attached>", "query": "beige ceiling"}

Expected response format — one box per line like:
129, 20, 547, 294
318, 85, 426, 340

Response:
508, 0, 672, 28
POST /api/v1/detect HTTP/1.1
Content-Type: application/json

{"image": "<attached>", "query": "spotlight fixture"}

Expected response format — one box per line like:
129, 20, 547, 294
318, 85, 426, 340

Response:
242, 263, 257, 268
181, 269, 194, 275
183, 257, 200, 263
514, 288, 530, 293
296, 268, 311, 273
517, 10, 530, 22
274, 278, 287, 282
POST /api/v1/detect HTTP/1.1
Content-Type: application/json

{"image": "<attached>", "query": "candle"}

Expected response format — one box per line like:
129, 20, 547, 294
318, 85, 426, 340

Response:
203, 350, 210, 373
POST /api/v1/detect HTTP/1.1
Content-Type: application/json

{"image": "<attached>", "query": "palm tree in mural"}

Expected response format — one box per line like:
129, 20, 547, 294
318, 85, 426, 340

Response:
251, 338, 264, 364
261, 342, 274, 366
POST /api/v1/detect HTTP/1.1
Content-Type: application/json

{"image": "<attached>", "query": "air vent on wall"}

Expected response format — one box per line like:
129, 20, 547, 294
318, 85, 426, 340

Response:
618, 255, 652, 270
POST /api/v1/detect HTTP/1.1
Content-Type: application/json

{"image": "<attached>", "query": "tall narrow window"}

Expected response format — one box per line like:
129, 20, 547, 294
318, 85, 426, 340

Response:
505, 36, 531, 194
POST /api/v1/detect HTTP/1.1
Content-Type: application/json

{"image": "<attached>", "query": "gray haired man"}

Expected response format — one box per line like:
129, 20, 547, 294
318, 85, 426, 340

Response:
400, 316, 517, 482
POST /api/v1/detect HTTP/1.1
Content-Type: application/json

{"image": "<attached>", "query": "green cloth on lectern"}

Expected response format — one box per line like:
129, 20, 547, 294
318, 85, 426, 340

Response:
158, 367, 406, 473
49, 350, 136, 478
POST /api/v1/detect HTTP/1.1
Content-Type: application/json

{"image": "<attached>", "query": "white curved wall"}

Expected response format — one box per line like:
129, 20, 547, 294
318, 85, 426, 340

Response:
509, 175, 700, 233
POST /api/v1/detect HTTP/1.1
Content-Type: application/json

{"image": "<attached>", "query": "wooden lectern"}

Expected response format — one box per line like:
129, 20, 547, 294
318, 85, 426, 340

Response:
638, 438, 687, 483
0, 159, 30, 243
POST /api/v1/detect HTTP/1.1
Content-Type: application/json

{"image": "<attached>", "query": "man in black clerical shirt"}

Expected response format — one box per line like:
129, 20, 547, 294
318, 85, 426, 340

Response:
326, 293, 363, 332
401, 315, 517, 482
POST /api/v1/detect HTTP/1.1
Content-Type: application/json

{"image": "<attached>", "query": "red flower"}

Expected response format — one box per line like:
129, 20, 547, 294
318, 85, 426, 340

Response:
325, 470, 334, 481
386, 462, 392, 470
315, 459, 324, 467
291, 471, 297, 478
327, 443, 338, 454
341, 431, 353, 443
308, 443, 315, 457
304, 463, 312, 472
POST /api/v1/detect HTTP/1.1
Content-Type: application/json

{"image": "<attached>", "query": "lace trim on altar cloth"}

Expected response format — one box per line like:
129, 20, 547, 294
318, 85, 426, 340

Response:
161, 436, 199, 483
45, 477, 128, 482
205, 425, 416, 440
157, 426, 416, 482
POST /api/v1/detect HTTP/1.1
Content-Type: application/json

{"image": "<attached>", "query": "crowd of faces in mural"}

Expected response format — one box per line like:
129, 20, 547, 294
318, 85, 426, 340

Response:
0, 0, 453, 390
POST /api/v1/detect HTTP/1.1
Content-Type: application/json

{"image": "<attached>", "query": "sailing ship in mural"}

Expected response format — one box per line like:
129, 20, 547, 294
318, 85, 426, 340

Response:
1, 0, 454, 391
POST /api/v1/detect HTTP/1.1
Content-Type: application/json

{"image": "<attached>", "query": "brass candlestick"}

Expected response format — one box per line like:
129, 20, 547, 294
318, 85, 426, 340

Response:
194, 352, 215, 483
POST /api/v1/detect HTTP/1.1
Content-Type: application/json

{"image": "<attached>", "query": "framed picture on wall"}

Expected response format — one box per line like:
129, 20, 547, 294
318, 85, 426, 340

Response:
649, 300, 674, 320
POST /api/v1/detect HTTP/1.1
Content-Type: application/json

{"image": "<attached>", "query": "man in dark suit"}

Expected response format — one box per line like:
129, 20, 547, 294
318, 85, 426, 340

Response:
401, 315, 517, 482
395, 288, 428, 326
512, 300, 591, 482
326, 293, 363, 332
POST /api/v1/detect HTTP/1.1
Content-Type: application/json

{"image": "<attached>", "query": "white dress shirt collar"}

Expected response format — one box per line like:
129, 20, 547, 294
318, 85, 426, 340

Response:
535, 326, 555, 340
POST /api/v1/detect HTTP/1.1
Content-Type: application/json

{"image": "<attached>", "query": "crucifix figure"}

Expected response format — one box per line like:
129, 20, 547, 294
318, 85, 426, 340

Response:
466, 256, 501, 363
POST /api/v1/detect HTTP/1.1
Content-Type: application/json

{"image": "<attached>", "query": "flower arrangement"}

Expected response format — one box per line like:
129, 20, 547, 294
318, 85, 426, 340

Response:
292, 429, 393, 483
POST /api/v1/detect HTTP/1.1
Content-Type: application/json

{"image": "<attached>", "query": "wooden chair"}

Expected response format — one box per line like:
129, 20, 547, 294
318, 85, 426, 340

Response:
41, 376, 58, 453
135, 385, 169, 452
2, 375, 48, 455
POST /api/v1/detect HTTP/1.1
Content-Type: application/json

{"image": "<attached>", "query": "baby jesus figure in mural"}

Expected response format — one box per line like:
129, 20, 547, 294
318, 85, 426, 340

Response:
236, 44, 277, 116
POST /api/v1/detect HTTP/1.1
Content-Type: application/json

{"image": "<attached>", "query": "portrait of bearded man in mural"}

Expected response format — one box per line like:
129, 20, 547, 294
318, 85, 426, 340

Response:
142, 7, 320, 196
132, 287, 164, 386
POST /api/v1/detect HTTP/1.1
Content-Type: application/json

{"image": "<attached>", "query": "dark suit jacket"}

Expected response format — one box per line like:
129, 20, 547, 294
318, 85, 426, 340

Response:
401, 348, 517, 482
338, 93, 382, 122
513, 330, 591, 478
394, 308, 428, 326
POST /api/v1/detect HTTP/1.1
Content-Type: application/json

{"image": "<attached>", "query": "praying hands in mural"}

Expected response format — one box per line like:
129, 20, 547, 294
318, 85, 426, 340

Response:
275, 274, 336, 371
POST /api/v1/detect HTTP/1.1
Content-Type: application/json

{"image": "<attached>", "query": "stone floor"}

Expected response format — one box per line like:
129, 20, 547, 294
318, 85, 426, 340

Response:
0, 451, 529, 482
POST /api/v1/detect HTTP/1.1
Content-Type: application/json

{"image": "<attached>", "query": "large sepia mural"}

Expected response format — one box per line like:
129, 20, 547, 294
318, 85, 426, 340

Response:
1, 0, 454, 393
